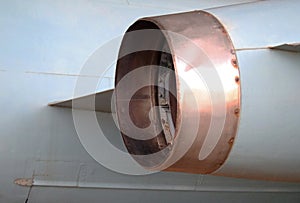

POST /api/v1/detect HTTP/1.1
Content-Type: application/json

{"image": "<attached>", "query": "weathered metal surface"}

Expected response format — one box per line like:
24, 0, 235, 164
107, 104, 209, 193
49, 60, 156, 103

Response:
115, 11, 240, 173
1, 0, 300, 202
14, 178, 33, 187
115, 0, 300, 182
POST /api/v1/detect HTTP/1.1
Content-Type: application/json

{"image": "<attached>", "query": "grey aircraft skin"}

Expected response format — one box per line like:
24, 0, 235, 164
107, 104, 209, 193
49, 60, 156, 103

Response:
0, 0, 300, 202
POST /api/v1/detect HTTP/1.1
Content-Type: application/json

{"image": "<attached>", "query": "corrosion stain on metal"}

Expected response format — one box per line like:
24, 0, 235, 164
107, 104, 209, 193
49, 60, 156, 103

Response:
14, 178, 33, 187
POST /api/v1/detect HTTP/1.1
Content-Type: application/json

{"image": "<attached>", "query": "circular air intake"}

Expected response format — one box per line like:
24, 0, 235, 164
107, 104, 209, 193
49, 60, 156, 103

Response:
115, 11, 240, 173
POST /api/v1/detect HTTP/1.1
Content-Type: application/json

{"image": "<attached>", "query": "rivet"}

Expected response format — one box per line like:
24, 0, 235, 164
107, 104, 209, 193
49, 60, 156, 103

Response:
231, 59, 238, 68
234, 108, 240, 115
235, 76, 240, 83
217, 162, 224, 167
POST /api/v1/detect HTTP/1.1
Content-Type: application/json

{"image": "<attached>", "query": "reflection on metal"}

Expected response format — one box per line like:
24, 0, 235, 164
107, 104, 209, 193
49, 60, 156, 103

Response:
115, 11, 240, 174
270, 43, 300, 53
115, 0, 300, 182
14, 178, 33, 187
48, 89, 114, 113
207, 0, 300, 182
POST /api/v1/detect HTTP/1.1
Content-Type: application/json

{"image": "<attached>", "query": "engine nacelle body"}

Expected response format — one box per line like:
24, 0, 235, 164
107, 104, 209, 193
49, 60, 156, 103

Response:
115, 0, 300, 182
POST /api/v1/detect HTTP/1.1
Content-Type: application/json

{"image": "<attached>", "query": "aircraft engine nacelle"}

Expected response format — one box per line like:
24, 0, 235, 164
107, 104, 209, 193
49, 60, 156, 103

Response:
114, 1, 300, 182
